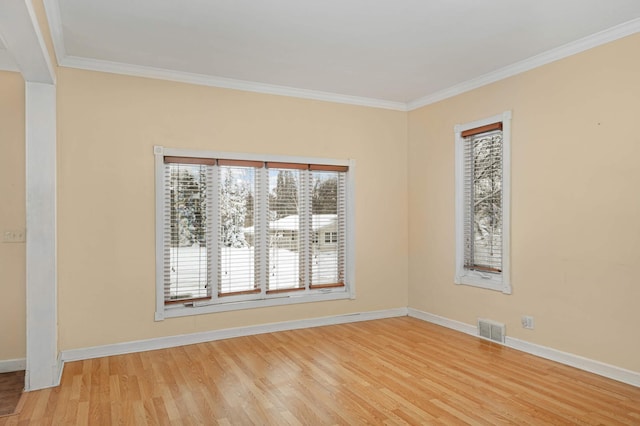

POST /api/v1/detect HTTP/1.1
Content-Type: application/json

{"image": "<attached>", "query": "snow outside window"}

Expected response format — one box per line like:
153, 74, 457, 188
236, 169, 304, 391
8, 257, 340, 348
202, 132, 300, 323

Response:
154, 147, 355, 320
454, 111, 511, 294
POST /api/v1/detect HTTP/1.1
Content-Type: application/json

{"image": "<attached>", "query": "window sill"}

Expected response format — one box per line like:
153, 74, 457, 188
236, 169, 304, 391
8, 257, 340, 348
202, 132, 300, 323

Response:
156, 290, 353, 320
454, 272, 511, 294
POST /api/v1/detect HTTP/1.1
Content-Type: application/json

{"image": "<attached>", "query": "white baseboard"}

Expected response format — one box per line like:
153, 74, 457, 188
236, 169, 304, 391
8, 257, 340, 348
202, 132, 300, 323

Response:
505, 337, 640, 388
55, 354, 64, 387
407, 308, 640, 388
61, 307, 408, 362
408, 308, 477, 335
0, 358, 26, 373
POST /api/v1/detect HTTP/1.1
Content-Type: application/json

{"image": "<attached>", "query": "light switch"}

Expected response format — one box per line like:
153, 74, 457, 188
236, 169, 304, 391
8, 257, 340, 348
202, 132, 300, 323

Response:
3, 229, 25, 243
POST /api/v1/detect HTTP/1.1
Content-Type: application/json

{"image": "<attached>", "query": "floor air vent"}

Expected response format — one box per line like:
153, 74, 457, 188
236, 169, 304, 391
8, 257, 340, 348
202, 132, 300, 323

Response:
477, 319, 505, 343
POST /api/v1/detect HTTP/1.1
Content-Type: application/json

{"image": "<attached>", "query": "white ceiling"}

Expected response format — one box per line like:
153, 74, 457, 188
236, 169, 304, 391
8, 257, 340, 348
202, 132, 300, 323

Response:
0, 35, 19, 72
26, 1, 640, 108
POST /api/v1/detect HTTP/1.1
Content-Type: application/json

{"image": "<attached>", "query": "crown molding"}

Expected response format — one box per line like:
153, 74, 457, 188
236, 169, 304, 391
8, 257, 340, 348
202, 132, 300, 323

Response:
407, 17, 640, 111
59, 55, 408, 111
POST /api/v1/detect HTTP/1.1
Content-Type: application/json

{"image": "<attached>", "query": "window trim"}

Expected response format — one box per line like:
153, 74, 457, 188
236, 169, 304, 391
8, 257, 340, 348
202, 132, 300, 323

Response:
154, 146, 356, 320
454, 111, 512, 294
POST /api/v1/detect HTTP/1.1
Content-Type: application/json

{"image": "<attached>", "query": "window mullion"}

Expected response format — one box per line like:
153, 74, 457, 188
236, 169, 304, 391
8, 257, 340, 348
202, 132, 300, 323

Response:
464, 136, 474, 270
210, 163, 219, 301
257, 166, 269, 295
337, 172, 347, 284
300, 170, 311, 290
162, 163, 172, 303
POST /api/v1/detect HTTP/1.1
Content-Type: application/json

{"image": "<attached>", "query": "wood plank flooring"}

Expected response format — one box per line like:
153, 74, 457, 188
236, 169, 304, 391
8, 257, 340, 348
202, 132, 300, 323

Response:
1, 317, 639, 425
0, 371, 24, 417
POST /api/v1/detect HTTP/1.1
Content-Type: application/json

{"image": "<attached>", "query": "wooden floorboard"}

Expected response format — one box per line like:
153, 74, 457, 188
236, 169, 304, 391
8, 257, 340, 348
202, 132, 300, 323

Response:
1, 317, 639, 425
0, 371, 24, 417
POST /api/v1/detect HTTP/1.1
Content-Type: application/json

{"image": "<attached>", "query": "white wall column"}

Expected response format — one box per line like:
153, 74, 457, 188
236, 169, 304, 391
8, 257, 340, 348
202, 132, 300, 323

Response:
25, 82, 59, 390
0, 0, 58, 392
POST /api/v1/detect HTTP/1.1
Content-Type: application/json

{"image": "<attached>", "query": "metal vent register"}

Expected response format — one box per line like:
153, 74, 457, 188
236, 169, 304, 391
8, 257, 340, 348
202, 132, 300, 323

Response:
478, 319, 505, 343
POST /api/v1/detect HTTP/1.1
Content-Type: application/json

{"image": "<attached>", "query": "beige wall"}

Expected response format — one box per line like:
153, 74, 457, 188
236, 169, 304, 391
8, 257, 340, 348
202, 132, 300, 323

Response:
56, 67, 409, 350
408, 33, 640, 372
0, 71, 26, 361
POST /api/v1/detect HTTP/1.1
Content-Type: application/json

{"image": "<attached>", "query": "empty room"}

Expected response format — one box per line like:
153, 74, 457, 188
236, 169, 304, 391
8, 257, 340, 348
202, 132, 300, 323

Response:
1, 0, 639, 424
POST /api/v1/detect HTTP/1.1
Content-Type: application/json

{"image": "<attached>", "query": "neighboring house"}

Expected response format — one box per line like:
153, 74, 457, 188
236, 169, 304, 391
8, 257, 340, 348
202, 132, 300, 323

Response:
244, 214, 338, 251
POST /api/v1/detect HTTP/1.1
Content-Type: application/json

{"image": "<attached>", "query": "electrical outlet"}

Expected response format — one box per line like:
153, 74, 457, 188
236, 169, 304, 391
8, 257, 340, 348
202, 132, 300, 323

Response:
3, 229, 26, 243
521, 315, 535, 330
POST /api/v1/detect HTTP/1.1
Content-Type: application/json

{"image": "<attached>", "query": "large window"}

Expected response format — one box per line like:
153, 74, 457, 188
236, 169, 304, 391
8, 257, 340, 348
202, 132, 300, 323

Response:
154, 147, 354, 319
454, 111, 511, 293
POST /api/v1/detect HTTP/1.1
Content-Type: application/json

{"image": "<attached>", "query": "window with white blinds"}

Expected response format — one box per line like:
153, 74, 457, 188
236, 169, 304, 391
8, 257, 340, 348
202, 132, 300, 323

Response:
309, 167, 346, 289
217, 160, 262, 297
267, 164, 304, 293
155, 147, 354, 319
463, 126, 503, 273
455, 111, 511, 294
163, 158, 215, 304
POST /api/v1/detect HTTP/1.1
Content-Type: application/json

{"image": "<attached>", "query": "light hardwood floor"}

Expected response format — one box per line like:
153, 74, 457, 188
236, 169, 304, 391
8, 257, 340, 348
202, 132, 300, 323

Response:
2, 317, 639, 425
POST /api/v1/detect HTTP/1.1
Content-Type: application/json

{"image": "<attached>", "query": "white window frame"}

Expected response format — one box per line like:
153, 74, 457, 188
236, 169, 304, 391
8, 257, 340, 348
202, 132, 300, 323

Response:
154, 146, 356, 320
454, 111, 512, 294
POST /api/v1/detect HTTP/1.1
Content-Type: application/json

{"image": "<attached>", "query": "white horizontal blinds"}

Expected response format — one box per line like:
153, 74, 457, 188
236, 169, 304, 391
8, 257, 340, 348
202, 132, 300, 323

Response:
163, 157, 215, 304
217, 160, 262, 296
462, 123, 503, 273
309, 165, 348, 288
266, 163, 305, 293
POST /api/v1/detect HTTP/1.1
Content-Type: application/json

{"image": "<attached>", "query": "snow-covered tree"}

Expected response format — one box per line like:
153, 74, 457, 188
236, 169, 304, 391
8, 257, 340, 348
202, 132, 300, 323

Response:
269, 170, 299, 219
312, 175, 337, 214
220, 168, 250, 248
170, 165, 207, 247
471, 133, 502, 267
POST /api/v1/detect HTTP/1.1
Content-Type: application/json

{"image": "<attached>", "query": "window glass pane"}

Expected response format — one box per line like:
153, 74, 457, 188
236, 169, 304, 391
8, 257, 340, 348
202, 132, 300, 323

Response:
268, 168, 302, 291
467, 131, 502, 272
166, 163, 211, 302
311, 170, 343, 285
219, 165, 257, 295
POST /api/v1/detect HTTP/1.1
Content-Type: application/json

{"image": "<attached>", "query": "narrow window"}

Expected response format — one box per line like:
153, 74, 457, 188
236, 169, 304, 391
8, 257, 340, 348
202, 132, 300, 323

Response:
309, 166, 347, 289
217, 160, 262, 297
162, 157, 215, 304
266, 163, 305, 293
455, 112, 511, 293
